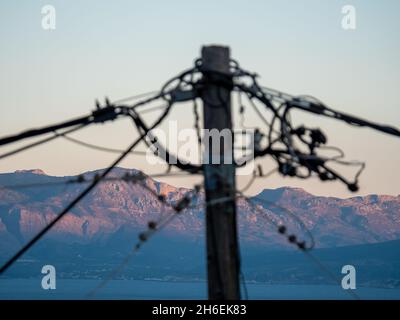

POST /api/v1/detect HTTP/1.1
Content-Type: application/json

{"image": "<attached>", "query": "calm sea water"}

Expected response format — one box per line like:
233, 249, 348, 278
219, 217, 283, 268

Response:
0, 279, 399, 300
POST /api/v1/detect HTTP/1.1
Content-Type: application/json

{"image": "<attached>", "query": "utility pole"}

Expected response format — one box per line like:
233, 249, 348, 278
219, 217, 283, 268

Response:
200, 45, 240, 300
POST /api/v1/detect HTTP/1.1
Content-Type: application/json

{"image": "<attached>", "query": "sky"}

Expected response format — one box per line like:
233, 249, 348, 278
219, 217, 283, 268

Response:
0, 0, 399, 198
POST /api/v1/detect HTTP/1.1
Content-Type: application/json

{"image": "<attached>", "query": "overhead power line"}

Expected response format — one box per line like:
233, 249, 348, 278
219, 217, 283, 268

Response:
0, 139, 141, 274
87, 185, 201, 298
0, 125, 86, 160
0, 44, 399, 300
0, 99, 173, 275
0, 107, 120, 147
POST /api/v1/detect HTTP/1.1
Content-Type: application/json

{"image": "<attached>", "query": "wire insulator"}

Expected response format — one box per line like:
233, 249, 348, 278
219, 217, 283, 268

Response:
348, 183, 359, 192
148, 221, 157, 230
297, 241, 306, 250
278, 225, 287, 234
174, 196, 191, 212
138, 232, 148, 242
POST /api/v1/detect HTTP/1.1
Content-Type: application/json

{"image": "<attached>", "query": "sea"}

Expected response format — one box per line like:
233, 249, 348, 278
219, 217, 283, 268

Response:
0, 279, 399, 300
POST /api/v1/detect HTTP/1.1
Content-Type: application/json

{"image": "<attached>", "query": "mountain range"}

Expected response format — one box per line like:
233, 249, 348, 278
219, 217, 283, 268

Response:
1, 167, 399, 252
0, 168, 399, 285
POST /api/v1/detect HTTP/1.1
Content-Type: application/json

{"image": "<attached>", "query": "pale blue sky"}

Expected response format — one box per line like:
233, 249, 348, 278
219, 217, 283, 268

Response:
0, 0, 399, 197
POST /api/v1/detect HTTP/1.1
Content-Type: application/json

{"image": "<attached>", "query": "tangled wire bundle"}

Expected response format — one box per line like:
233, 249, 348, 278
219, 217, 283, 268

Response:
104, 58, 400, 192
1, 53, 399, 288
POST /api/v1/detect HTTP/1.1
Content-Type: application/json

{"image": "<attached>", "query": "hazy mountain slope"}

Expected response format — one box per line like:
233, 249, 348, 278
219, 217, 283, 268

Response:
0, 167, 399, 256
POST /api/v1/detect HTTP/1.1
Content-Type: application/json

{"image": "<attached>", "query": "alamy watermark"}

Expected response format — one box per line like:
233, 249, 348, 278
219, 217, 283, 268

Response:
341, 264, 356, 290
41, 5, 56, 30
146, 121, 256, 175
41, 264, 56, 290
341, 5, 356, 30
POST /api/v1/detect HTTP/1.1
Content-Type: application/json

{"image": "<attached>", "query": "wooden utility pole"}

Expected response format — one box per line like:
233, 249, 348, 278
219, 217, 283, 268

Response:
200, 45, 240, 300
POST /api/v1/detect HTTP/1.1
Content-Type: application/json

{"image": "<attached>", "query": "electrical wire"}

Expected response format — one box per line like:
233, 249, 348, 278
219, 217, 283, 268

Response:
0, 110, 112, 147
302, 250, 360, 300
134, 103, 170, 115
0, 54, 399, 300
240, 193, 314, 251
111, 90, 160, 104
0, 137, 143, 275
0, 93, 175, 274
240, 193, 361, 299
0, 125, 86, 160
58, 134, 148, 156
86, 186, 201, 298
